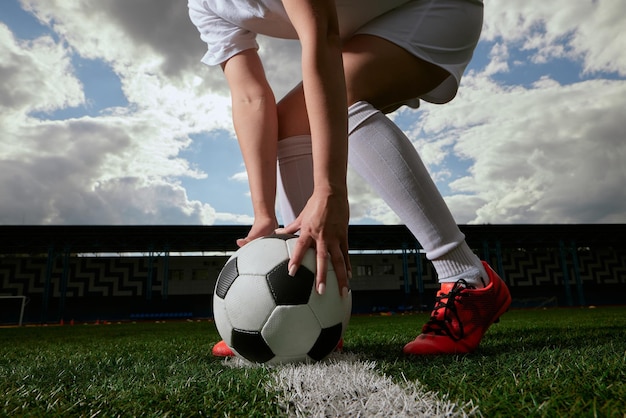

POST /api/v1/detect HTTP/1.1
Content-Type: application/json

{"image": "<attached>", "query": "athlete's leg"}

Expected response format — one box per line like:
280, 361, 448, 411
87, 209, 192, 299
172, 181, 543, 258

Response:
343, 35, 510, 355
278, 35, 485, 285
276, 134, 314, 226
341, 35, 448, 110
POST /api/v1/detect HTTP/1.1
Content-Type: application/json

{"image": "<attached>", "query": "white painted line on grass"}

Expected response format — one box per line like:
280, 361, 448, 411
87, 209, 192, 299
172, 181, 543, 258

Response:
225, 353, 479, 417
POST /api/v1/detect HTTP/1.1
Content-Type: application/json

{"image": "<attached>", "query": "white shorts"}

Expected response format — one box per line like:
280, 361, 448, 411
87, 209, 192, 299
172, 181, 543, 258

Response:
355, 0, 484, 105
189, 0, 483, 106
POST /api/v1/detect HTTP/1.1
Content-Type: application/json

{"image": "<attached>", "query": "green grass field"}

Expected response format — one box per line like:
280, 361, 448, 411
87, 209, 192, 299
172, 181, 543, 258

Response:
1, 307, 625, 417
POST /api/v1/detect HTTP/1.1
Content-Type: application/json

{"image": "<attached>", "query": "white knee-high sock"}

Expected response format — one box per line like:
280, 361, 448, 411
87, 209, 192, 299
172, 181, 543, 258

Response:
347, 101, 487, 286
276, 135, 314, 226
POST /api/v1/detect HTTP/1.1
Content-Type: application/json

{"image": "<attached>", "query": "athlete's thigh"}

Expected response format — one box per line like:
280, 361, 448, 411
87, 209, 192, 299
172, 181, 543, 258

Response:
342, 34, 448, 110
277, 82, 310, 140
276, 34, 449, 139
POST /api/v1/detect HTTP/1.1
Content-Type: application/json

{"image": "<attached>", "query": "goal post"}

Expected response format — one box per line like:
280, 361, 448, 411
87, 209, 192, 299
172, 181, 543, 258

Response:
0, 296, 27, 326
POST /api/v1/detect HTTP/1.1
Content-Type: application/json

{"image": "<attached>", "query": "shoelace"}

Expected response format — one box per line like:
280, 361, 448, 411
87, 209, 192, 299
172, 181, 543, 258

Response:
422, 279, 474, 341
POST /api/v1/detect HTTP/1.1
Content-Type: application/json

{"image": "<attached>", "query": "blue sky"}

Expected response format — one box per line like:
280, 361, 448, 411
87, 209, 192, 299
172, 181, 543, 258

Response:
1, 0, 625, 228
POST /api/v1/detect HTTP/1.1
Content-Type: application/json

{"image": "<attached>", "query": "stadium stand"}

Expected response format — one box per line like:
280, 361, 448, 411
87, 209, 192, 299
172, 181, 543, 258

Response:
1, 225, 625, 324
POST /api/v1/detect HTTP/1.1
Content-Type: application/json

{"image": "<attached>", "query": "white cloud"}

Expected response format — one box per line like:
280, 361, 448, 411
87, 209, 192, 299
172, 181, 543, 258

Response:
0, 24, 83, 116
0, 113, 215, 224
483, 42, 510, 76
425, 77, 626, 224
483, 0, 626, 76
257, 37, 303, 100
0, 1, 244, 225
19, 0, 233, 129
229, 171, 249, 184
346, 168, 399, 225
60, 178, 217, 225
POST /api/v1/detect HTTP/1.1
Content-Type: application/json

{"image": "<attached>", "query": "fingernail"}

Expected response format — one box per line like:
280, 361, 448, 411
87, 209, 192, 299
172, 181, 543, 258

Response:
317, 282, 326, 295
341, 287, 349, 298
288, 264, 298, 277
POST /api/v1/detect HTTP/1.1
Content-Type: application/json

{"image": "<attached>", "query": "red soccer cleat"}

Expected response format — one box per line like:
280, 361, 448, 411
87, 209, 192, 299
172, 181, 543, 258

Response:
403, 261, 511, 355
212, 340, 235, 357
335, 338, 344, 352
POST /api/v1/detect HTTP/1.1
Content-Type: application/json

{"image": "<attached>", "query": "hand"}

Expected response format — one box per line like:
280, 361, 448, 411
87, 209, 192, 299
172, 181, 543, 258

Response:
236, 216, 279, 248
276, 188, 351, 298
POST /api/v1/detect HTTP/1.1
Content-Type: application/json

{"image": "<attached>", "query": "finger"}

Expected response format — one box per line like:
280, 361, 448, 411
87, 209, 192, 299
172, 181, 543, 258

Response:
342, 240, 352, 282
287, 233, 311, 277
315, 244, 329, 295
235, 237, 250, 248
330, 245, 350, 298
275, 218, 302, 236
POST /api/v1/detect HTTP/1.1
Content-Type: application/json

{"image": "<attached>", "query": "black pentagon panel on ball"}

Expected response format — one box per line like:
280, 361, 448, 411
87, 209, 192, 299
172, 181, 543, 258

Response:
307, 323, 343, 361
231, 329, 275, 363
215, 257, 238, 299
265, 259, 314, 305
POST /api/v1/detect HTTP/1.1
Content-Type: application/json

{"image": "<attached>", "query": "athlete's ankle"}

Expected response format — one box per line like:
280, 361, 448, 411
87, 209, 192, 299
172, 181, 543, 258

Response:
432, 243, 488, 288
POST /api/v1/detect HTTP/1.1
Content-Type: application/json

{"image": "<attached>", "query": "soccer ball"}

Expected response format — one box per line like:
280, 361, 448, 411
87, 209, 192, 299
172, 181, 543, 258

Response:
213, 234, 352, 364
